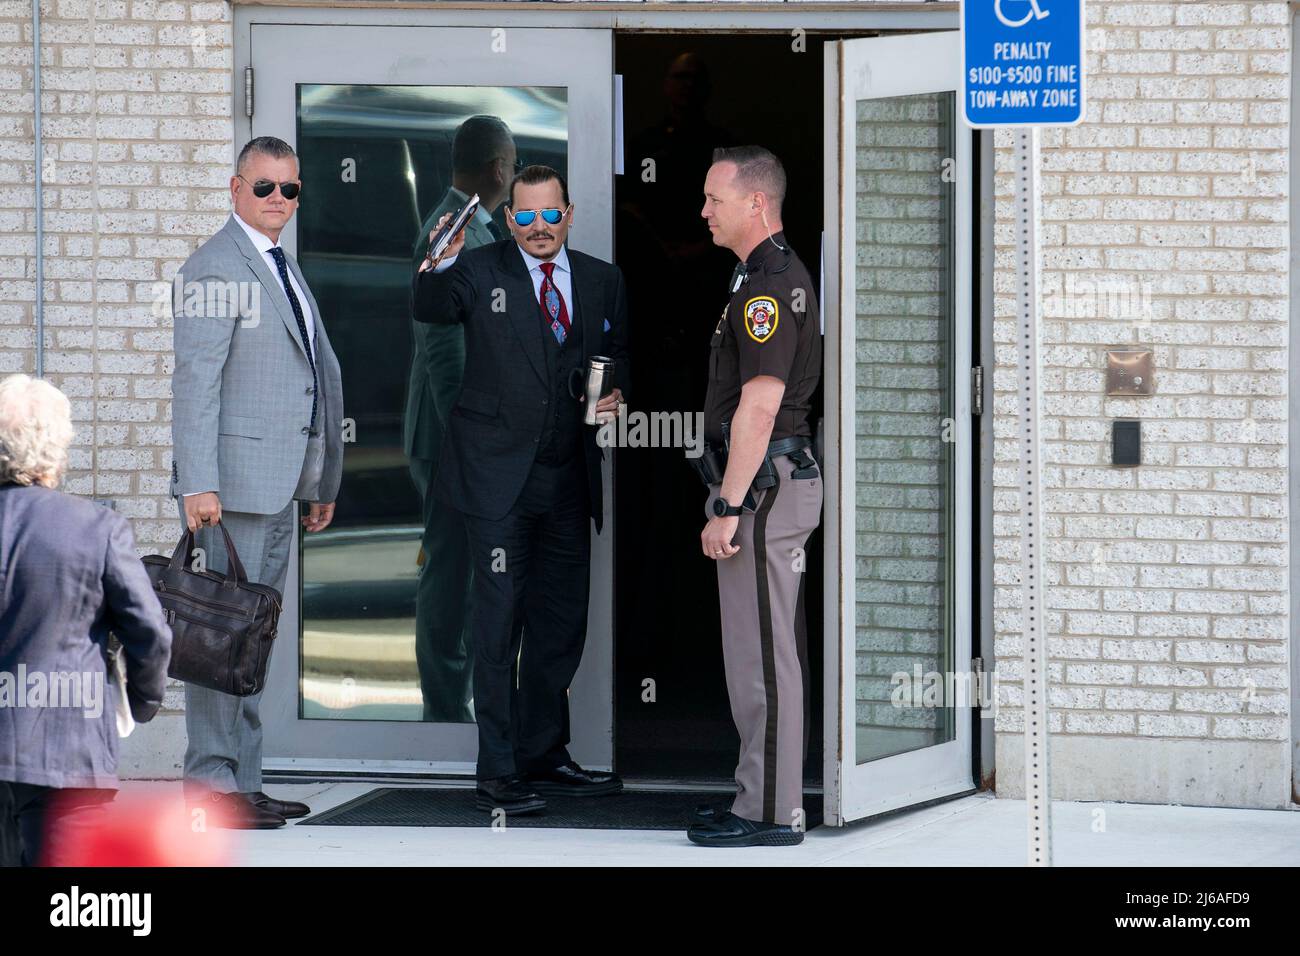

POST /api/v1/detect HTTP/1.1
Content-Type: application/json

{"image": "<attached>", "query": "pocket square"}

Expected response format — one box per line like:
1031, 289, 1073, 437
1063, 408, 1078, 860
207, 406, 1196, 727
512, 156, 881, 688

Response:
603, 318, 611, 332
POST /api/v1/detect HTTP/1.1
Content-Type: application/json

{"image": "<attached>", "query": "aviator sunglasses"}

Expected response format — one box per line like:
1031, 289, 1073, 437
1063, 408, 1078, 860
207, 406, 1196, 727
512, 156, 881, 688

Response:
509, 204, 570, 227
238, 174, 301, 200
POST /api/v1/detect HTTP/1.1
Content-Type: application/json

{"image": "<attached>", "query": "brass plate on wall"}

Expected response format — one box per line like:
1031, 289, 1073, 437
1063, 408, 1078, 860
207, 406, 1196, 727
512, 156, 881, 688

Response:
1106, 349, 1153, 396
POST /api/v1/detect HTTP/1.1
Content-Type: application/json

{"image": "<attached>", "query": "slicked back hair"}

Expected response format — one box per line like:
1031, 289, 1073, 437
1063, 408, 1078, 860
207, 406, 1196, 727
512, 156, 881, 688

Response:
509, 164, 570, 209
711, 145, 786, 214
236, 136, 297, 175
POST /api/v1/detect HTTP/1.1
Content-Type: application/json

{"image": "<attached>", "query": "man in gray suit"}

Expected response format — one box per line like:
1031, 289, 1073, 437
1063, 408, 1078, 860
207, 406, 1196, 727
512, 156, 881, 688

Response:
404, 116, 515, 722
170, 136, 344, 829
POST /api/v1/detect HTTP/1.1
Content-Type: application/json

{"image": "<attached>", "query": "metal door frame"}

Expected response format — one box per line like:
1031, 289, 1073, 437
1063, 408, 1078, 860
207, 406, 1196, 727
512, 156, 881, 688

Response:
247, 21, 615, 774
823, 31, 976, 824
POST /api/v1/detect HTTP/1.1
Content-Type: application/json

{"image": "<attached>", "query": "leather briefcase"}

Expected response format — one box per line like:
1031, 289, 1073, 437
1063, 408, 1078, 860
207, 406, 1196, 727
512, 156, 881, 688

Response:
143, 524, 282, 697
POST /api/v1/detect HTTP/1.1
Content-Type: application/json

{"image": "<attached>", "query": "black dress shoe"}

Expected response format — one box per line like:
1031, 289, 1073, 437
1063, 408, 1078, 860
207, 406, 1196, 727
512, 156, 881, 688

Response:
524, 761, 623, 796
475, 774, 546, 815
242, 791, 310, 820
687, 812, 804, 847
693, 803, 729, 823
189, 791, 285, 830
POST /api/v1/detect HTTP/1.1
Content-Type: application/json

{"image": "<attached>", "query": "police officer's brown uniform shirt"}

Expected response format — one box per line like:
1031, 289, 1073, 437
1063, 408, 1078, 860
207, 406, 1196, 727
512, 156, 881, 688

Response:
703, 232, 821, 447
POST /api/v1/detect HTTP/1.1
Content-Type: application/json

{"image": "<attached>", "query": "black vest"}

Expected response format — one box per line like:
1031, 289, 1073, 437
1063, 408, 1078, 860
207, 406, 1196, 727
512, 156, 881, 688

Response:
535, 295, 584, 465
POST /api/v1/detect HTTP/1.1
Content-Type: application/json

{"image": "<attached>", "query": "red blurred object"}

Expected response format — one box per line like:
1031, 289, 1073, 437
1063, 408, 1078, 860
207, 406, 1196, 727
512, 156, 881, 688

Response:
44, 790, 237, 867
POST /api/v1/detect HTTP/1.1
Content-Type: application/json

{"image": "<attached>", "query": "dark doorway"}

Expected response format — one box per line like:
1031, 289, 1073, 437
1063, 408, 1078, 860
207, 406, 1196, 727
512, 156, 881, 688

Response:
612, 32, 852, 782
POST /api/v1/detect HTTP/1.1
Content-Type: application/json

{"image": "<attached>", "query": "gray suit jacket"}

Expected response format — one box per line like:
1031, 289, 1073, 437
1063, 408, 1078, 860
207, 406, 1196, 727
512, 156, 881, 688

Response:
170, 215, 345, 514
0, 484, 172, 789
403, 189, 497, 460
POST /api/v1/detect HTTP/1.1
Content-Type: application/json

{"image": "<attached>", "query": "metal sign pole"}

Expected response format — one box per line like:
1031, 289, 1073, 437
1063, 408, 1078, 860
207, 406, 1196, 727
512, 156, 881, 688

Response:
965, 0, 1083, 868
1013, 126, 1052, 866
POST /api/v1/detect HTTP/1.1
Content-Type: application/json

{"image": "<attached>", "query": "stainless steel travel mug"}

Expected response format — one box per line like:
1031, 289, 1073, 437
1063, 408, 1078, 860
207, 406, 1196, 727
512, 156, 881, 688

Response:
583, 356, 615, 425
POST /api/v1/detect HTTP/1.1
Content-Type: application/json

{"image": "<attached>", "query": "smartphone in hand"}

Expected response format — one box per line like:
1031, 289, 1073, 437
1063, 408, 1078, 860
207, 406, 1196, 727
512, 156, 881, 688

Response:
422, 193, 480, 270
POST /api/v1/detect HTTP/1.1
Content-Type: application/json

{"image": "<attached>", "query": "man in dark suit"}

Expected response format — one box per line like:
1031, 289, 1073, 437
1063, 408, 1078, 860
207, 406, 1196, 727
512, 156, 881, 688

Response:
412, 165, 629, 814
0, 374, 172, 866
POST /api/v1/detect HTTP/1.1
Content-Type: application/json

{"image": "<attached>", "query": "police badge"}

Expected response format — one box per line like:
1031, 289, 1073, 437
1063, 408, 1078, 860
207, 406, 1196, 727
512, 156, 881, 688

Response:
743, 296, 779, 343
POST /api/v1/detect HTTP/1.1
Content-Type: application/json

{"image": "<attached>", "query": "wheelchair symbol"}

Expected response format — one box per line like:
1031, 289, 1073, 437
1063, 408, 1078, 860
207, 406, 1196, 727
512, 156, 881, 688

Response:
995, 0, 1050, 28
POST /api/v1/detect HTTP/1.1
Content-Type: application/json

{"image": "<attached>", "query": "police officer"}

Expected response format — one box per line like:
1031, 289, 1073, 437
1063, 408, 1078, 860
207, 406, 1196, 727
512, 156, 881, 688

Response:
688, 146, 822, 847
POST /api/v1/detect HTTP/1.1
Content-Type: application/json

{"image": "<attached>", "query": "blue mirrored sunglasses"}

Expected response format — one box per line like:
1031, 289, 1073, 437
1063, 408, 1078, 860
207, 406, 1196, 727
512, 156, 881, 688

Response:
511, 207, 567, 227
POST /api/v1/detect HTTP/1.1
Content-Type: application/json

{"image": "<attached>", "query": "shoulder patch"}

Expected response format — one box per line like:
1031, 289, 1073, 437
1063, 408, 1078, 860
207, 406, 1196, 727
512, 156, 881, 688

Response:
743, 296, 779, 343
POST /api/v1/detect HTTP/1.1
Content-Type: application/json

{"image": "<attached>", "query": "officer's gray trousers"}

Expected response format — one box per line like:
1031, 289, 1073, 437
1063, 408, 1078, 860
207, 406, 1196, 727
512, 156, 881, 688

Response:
710, 453, 822, 825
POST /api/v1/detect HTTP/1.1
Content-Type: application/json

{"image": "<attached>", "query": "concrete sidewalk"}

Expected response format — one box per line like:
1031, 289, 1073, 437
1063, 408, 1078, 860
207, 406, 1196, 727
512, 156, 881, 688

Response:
117, 781, 1300, 866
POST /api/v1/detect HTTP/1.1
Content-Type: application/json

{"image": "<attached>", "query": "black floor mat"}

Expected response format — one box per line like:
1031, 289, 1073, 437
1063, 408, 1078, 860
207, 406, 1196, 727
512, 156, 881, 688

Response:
299, 787, 824, 831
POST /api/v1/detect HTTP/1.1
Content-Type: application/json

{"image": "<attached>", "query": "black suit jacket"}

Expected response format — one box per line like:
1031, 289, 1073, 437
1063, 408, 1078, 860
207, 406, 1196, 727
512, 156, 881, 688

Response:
411, 239, 630, 533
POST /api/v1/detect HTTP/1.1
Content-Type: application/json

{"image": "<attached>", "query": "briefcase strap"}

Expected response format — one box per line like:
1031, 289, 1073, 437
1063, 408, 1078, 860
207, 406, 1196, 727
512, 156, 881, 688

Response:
166, 522, 249, 587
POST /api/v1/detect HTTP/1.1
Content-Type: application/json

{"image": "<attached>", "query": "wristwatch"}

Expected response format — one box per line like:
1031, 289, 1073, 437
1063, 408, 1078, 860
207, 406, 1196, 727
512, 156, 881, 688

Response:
712, 497, 743, 518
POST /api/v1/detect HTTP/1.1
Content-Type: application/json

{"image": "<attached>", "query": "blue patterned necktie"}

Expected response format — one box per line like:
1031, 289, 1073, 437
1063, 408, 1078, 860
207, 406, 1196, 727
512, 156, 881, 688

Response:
267, 246, 318, 429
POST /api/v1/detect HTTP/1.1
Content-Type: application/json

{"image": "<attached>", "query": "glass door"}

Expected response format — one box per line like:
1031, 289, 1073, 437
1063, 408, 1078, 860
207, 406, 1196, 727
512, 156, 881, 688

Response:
823, 31, 975, 823
252, 24, 615, 773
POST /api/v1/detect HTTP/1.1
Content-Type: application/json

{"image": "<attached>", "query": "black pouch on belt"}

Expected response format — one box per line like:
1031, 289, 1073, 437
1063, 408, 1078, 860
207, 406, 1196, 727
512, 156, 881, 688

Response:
688, 444, 726, 486
752, 455, 778, 491
788, 446, 820, 480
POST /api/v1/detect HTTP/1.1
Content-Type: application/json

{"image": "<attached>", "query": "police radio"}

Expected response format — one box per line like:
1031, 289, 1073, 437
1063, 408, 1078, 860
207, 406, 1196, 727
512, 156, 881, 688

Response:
727, 240, 793, 294
728, 261, 748, 294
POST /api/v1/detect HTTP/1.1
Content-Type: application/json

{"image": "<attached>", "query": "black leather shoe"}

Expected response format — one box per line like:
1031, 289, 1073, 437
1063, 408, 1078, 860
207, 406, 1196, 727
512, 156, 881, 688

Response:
524, 761, 623, 796
242, 791, 310, 820
687, 812, 804, 847
475, 774, 547, 815
189, 791, 286, 830
693, 803, 729, 823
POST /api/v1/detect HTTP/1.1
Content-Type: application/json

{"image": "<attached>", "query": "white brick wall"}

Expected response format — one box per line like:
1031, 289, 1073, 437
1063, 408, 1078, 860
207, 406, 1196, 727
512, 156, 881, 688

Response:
1, 0, 232, 558
992, 0, 1292, 807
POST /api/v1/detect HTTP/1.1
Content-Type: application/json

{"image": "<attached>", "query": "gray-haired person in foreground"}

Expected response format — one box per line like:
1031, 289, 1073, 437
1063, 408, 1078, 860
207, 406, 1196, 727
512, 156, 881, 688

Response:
170, 135, 345, 828
0, 375, 172, 866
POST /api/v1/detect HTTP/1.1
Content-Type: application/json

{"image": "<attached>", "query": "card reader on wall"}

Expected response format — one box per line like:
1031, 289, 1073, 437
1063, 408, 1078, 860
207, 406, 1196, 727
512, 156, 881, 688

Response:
1112, 420, 1140, 467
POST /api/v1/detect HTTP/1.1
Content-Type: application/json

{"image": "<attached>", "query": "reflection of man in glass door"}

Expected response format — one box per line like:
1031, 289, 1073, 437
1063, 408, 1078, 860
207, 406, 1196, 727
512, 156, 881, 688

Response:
404, 116, 516, 722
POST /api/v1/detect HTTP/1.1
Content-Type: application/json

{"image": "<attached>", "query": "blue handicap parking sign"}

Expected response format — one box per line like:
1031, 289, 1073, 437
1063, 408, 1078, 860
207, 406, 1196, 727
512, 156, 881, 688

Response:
962, 0, 1086, 127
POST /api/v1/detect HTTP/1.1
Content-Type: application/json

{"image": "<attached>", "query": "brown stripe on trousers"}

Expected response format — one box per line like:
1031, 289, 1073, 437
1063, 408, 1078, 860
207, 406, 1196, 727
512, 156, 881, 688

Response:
752, 471, 780, 822
712, 453, 822, 825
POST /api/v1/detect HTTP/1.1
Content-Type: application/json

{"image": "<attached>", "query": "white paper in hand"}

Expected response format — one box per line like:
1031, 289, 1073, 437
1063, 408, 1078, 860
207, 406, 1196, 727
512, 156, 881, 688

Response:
109, 640, 135, 738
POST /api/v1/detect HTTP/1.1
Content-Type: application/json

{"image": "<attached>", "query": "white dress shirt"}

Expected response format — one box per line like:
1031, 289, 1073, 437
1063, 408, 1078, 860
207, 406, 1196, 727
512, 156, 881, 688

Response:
232, 211, 315, 353
517, 243, 573, 315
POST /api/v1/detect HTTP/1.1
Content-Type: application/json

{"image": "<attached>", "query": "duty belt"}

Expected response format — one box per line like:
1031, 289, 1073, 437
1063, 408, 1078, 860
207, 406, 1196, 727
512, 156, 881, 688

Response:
687, 434, 819, 493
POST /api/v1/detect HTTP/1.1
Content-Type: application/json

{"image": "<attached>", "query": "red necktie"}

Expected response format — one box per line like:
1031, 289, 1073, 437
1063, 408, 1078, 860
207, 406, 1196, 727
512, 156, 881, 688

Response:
539, 261, 570, 344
